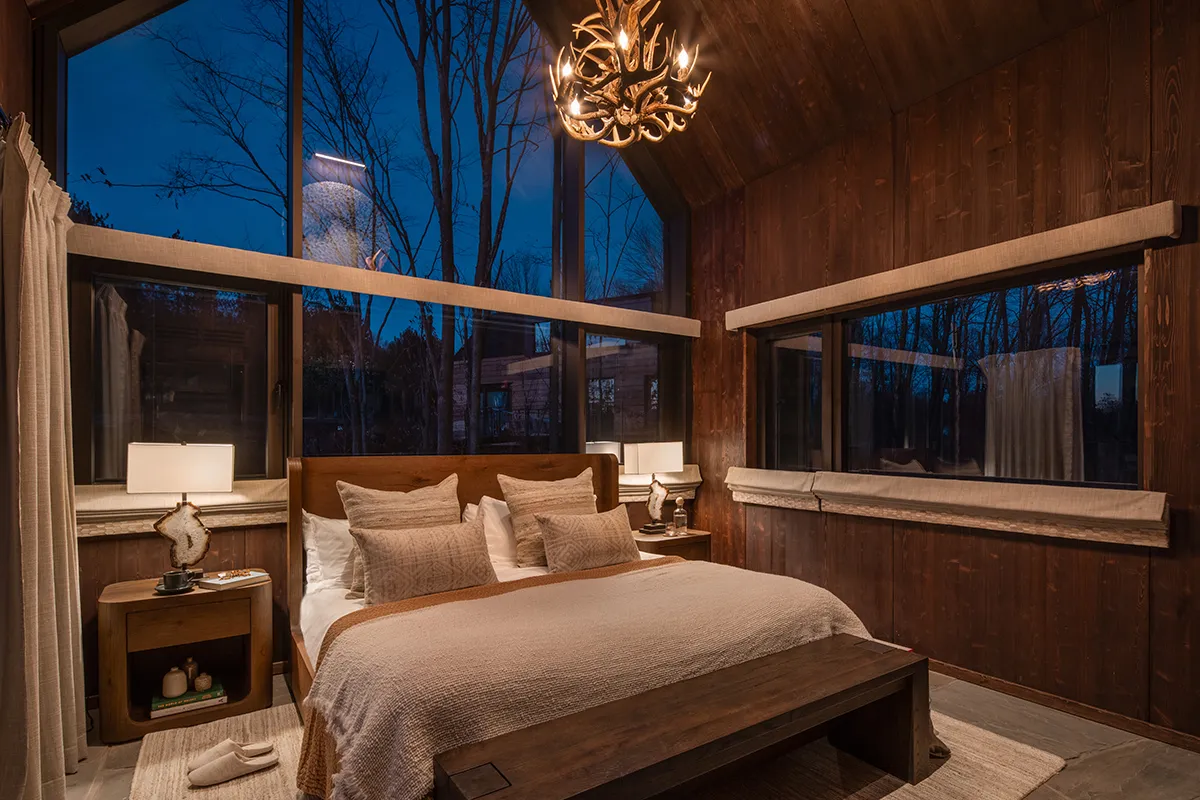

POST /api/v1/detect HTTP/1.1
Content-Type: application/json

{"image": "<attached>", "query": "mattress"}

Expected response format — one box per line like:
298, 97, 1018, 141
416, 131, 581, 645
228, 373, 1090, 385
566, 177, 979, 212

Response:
299, 552, 663, 664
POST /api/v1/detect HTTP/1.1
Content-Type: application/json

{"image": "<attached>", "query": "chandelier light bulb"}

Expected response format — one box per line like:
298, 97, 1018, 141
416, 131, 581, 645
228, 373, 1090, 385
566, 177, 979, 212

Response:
570, 98, 582, 117
677, 48, 690, 69
618, 29, 630, 50
561, 61, 573, 79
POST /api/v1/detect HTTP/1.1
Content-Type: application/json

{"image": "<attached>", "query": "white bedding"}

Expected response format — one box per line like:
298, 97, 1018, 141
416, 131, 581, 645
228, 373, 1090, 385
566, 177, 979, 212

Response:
300, 553, 663, 664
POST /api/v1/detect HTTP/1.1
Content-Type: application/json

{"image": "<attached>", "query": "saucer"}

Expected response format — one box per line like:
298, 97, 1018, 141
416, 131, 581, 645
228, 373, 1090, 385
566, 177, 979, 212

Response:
154, 582, 195, 596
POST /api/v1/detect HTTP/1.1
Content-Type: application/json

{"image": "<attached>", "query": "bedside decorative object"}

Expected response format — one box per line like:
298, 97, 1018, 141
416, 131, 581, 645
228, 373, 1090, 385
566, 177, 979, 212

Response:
163, 667, 188, 699
672, 497, 688, 536
197, 568, 270, 591
183, 656, 200, 687
194, 672, 213, 692
126, 442, 235, 584
624, 442, 684, 534
98, 574, 273, 742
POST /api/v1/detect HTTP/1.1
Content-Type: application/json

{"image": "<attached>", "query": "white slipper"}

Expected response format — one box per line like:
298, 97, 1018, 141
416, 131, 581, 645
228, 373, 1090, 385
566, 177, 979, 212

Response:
188, 750, 280, 787
186, 738, 274, 773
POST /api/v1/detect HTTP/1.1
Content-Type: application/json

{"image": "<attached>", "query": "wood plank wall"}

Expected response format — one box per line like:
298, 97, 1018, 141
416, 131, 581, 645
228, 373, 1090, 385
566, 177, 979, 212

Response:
0, 0, 32, 118
691, 0, 1200, 736
77, 525, 289, 697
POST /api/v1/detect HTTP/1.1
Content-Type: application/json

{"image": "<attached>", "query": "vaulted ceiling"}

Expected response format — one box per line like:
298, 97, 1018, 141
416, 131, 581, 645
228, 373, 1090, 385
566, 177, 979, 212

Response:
526, 0, 1130, 207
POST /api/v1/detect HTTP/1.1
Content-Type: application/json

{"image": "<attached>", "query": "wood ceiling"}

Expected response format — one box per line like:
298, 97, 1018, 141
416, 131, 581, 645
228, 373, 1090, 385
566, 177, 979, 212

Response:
526, 0, 1130, 207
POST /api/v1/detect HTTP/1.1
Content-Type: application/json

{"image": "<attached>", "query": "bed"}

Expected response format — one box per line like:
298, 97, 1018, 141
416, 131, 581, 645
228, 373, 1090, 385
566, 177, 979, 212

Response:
285, 454, 914, 800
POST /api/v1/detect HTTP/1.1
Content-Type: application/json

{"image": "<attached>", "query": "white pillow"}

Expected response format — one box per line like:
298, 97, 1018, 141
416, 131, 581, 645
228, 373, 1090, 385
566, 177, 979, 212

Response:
301, 510, 354, 588
462, 502, 479, 523
478, 496, 518, 568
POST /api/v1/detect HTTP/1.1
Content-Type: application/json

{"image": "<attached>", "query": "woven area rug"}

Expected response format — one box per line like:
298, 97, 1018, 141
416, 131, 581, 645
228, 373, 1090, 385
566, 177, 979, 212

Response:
131, 707, 1062, 800
130, 705, 303, 800
694, 711, 1065, 800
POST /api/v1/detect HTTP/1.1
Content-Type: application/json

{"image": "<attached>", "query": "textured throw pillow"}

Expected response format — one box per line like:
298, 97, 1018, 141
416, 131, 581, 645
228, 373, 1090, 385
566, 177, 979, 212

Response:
497, 468, 597, 567
337, 475, 462, 596
537, 505, 640, 573
350, 519, 497, 605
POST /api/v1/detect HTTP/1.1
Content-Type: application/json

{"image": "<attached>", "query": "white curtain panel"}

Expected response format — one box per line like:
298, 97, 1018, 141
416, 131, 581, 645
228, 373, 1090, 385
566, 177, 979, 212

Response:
978, 347, 1085, 482
0, 114, 88, 800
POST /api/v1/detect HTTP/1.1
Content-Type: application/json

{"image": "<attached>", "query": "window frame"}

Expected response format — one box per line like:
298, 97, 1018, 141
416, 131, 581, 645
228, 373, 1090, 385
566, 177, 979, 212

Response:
68, 255, 294, 482
756, 253, 1144, 489
43, 0, 691, 480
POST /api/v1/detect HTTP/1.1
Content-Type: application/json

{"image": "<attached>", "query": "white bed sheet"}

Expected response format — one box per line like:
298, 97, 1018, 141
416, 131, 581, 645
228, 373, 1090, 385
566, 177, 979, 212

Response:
300, 552, 663, 664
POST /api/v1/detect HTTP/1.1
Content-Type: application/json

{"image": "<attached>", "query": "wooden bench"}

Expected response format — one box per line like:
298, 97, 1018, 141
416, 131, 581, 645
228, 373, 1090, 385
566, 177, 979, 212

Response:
434, 634, 929, 800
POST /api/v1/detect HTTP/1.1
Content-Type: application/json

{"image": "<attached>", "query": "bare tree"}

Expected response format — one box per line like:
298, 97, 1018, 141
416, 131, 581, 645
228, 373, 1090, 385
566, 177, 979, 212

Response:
77, 0, 550, 455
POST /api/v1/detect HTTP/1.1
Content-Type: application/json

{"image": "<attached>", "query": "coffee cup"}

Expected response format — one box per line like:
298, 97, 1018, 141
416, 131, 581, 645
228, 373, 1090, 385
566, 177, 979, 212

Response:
161, 569, 191, 591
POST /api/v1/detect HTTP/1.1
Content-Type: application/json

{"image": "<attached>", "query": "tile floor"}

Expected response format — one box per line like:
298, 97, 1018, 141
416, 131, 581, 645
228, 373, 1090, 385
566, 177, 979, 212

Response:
67, 671, 1200, 799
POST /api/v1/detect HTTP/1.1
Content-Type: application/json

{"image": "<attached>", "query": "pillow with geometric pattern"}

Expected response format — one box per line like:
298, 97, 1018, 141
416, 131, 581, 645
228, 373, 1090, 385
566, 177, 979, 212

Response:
350, 518, 497, 604
536, 505, 640, 574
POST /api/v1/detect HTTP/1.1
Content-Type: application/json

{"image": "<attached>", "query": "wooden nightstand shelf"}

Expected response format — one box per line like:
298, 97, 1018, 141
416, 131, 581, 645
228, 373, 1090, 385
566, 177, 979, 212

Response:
98, 576, 273, 743
634, 530, 711, 561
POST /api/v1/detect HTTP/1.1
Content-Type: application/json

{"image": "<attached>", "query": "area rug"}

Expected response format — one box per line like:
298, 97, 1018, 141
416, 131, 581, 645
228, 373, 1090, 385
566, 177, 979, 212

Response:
130, 707, 1062, 800
130, 705, 303, 800
694, 711, 1066, 800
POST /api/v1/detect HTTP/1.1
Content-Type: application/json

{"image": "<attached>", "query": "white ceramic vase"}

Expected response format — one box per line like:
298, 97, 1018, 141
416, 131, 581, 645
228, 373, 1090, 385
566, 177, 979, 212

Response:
162, 667, 188, 699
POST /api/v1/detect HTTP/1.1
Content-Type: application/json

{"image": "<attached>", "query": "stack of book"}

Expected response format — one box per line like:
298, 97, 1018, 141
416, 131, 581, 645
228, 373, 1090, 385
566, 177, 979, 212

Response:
150, 680, 226, 719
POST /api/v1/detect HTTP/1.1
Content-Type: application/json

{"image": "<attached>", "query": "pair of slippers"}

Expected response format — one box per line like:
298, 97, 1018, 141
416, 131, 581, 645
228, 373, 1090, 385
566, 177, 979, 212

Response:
187, 738, 279, 787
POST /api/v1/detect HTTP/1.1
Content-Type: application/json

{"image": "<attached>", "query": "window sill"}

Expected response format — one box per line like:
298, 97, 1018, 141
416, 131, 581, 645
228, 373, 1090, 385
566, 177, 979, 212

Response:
725, 467, 1169, 549
75, 479, 287, 538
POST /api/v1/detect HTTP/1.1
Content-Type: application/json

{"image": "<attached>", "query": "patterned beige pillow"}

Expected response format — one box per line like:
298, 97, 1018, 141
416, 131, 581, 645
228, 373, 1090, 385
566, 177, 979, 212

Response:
497, 468, 597, 567
537, 505, 640, 573
350, 519, 497, 604
337, 475, 462, 596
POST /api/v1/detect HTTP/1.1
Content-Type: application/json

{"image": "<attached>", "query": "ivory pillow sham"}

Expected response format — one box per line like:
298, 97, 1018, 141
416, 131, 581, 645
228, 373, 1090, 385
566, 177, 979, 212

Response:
497, 468, 597, 567
536, 505, 640, 573
350, 519, 497, 604
337, 475, 462, 597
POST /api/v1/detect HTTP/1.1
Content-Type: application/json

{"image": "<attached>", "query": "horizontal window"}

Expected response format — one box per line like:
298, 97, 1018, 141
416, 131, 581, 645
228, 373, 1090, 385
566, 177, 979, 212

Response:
92, 276, 270, 480
303, 295, 565, 455
762, 260, 1140, 488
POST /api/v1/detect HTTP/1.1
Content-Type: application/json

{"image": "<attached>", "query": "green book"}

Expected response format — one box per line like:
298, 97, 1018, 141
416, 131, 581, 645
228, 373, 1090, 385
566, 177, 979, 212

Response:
150, 680, 225, 712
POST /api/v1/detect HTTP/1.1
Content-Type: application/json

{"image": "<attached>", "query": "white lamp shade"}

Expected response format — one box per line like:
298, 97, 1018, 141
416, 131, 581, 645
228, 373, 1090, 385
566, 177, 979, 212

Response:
585, 441, 623, 462
126, 443, 235, 495
623, 441, 684, 475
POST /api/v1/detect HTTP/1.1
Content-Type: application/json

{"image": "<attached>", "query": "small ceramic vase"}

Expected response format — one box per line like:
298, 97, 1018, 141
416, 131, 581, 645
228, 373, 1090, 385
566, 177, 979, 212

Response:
162, 667, 188, 699
193, 672, 213, 692
183, 657, 199, 688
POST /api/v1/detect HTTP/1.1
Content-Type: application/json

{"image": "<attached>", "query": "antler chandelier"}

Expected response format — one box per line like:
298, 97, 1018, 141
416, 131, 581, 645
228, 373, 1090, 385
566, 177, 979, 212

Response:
550, 0, 711, 149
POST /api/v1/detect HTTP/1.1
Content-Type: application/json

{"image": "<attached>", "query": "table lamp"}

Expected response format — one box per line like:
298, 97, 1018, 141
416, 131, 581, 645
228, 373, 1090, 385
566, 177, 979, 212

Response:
624, 441, 684, 535
126, 443, 235, 581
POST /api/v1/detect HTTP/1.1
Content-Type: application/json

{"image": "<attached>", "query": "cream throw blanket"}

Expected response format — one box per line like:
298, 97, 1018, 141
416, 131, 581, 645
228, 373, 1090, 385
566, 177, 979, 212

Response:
299, 559, 871, 800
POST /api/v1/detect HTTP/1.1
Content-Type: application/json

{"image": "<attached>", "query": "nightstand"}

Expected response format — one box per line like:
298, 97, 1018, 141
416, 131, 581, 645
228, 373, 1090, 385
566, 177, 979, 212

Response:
97, 576, 273, 743
634, 530, 711, 561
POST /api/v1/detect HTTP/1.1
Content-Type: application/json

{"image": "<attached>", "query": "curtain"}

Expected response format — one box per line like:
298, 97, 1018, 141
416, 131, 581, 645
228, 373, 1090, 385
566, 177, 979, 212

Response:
977, 347, 1084, 482
0, 114, 89, 800
95, 283, 145, 479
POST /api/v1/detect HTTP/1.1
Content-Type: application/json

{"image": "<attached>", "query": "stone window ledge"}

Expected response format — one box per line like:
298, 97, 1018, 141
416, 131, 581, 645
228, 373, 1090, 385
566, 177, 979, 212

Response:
725, 467, 1169, 549
75, 479, 287, 538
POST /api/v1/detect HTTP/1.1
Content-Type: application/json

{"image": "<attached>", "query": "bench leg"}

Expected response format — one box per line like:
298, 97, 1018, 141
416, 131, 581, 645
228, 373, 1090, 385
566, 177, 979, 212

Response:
828, 669, 929, 784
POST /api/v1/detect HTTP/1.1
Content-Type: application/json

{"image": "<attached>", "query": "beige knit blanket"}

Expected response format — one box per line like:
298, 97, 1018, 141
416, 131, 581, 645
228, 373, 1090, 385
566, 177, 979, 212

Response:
297, 558, 871, 800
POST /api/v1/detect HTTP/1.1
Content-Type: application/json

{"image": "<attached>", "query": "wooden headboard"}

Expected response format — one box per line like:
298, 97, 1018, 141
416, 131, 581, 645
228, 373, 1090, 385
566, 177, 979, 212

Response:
285, 453, 620, 634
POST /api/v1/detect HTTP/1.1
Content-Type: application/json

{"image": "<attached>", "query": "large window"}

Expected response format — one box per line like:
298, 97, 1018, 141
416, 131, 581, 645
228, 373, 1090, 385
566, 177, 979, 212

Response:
66, 0, 287, 253
585, 334, 664, 444
58, 0, 687, 478
765, 332, 823, 471
585, 144, 666, 313
90, 276, 271, 480
763, 260, 1140, 487
303, 296, 563, 456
